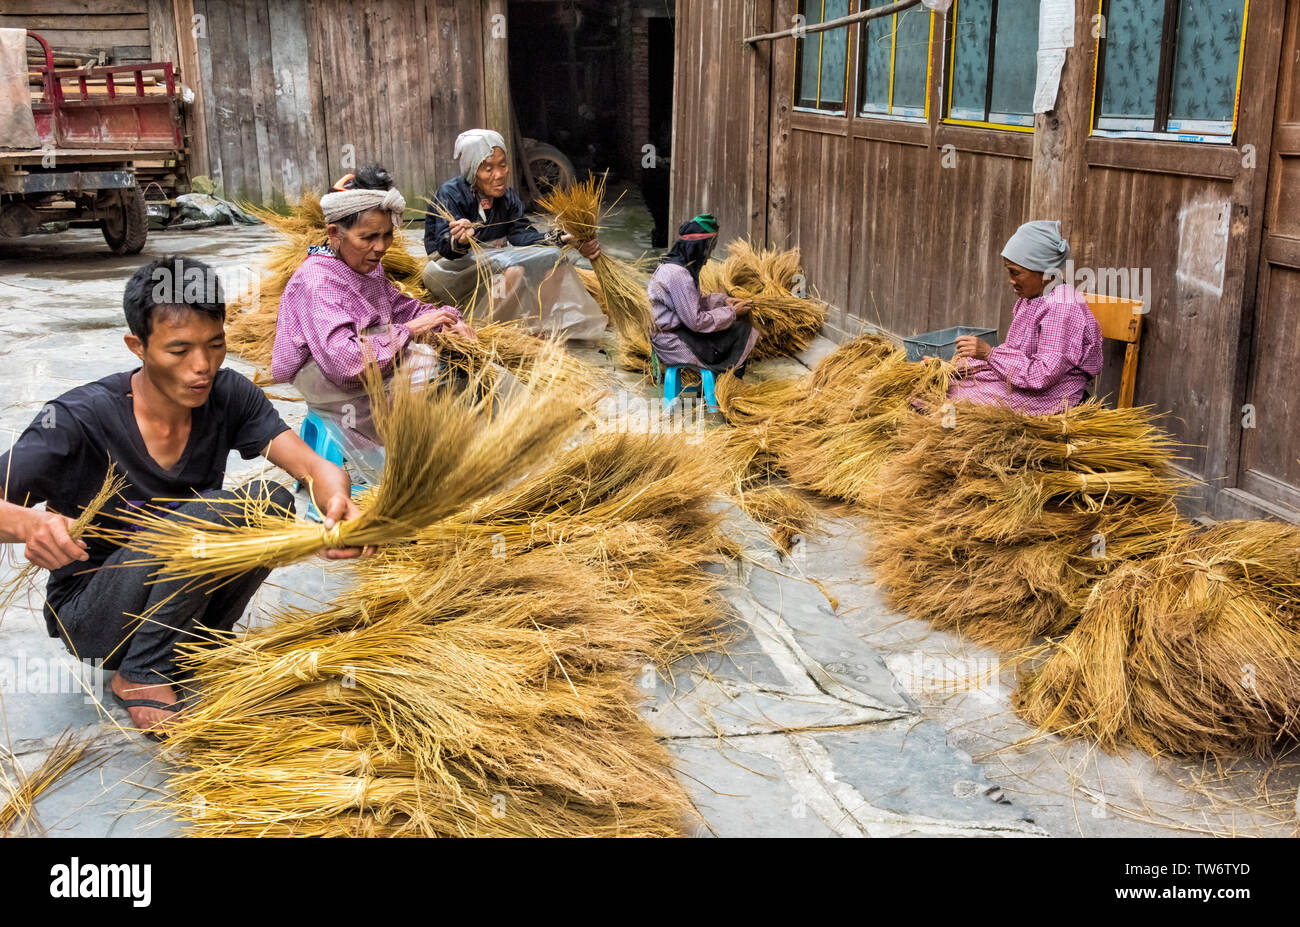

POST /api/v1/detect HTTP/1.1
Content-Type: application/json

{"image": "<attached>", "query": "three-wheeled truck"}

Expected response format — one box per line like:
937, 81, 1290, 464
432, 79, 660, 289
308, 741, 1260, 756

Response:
0, 30, 182, 254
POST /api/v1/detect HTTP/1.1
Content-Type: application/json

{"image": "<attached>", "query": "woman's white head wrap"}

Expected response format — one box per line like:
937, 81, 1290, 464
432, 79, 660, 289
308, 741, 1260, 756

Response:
1001, 220, 1071, 272
454, 129, 507, 182
320, 187, 406, 229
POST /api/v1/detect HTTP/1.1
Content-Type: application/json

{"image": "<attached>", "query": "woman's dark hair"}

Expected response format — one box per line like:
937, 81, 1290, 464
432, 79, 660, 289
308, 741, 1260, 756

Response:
661, 217, 718, 285
123, 254, 225, 345
334, 163, 394, 228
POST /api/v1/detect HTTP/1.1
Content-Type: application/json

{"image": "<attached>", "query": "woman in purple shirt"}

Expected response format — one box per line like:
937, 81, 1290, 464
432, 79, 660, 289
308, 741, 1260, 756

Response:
948, 220, 1103, 415
647, 214, 760, 375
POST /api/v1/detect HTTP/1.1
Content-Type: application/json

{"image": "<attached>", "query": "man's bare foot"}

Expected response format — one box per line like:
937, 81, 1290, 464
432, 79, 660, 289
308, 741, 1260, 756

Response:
111, 673, 184, 736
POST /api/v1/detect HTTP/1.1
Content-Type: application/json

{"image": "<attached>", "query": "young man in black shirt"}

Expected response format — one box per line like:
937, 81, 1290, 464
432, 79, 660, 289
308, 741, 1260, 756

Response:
0, 255, 364, 739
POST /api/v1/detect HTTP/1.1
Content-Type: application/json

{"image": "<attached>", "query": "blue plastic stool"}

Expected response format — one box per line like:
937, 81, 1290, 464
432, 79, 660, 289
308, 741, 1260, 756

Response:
298, 411, 357, 522
663, 365, 718, 414
299, 410, 346, 468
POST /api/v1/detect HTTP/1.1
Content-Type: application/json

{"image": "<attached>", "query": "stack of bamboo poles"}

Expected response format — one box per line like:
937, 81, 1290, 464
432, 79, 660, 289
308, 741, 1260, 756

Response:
155, 432, 738, 836
698, 241, 827, 361
866, 401, 1190, 651
1014, 521, 1300, 757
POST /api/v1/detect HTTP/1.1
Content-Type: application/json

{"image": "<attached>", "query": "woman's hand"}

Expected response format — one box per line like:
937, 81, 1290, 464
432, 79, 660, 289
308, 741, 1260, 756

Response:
407, 307, 462, 337
318, 495, 373, 561
447, 320, 477, 340
953, 335, 992, 361
449, 218, 476, 247
727, 297, 754, 317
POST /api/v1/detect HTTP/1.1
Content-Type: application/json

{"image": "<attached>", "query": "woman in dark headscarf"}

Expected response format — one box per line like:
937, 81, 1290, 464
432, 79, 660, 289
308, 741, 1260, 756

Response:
647, 214, 759, 374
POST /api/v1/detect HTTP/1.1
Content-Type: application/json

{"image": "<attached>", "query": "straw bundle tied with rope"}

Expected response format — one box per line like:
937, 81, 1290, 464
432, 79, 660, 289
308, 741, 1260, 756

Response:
94, 344, 594, 582
1014, 521, 1300, 757
155, 431, 736, 836
866, 400, 1190, 651
698, 240, 827, 361
536, 175, 655, 369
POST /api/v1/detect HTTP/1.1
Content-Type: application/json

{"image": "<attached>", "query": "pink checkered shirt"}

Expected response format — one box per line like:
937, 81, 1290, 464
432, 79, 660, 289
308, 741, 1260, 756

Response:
271, 250, 460, 386
948, 283, 1103, 415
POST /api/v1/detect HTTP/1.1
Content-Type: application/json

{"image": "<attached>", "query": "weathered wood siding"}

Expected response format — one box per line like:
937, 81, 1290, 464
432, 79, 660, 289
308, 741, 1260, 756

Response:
0, 0, 154, 64
179, 0, 489, 208
671, 0, 1292, 518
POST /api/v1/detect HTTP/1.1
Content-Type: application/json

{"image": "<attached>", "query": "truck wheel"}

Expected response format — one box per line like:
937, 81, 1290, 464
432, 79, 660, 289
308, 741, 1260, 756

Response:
101, 187, 149, 255
526, 142, 576, 192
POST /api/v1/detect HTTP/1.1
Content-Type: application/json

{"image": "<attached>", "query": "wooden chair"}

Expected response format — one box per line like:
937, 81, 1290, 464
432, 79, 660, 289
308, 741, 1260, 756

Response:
1082, 293, 1144, 409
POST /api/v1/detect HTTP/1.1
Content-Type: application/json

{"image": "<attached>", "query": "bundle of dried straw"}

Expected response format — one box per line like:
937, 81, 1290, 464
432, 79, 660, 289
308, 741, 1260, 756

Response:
1014, 520, 1300, 757
698, 240, 826, 361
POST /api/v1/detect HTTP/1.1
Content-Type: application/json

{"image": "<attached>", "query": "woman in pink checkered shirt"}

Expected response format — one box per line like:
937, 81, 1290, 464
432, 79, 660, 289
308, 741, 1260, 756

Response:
948, 221, 1103, 415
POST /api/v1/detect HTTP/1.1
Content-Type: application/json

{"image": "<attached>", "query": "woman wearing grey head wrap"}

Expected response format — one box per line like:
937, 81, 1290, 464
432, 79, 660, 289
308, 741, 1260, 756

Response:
420, 128, 607, 342
945, 220, 1104, 415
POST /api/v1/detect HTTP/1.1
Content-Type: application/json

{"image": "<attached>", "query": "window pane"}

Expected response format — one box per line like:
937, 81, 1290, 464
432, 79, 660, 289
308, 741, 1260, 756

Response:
987, 0, 1037, 123
859, 5, 894, 112
1168, 0, 1244, 131
892, 8, 931, 114
1098, 0, 1163, 130
797, 1, 824, 105
950, 0, 991, 120
818, 0, 851, 108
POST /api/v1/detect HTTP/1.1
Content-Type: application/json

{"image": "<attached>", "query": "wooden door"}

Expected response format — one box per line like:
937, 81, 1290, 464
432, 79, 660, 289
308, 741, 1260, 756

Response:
1238, 1, 1300, 516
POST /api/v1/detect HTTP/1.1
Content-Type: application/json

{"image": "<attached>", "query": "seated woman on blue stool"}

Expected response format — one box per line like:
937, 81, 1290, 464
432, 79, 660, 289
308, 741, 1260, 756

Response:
648, 214, 759, 386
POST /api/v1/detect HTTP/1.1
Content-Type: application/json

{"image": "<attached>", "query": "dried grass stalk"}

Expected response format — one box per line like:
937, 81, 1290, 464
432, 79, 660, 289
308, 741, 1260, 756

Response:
0, 467, 127, 611
0, 728, 99, 835
1013, 521, 1300, 757
536, 175, 654, 368
95, 345, 593, 581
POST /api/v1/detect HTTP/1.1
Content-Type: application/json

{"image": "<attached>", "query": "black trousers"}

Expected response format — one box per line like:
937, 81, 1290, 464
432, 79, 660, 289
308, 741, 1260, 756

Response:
48, 481, 292, 686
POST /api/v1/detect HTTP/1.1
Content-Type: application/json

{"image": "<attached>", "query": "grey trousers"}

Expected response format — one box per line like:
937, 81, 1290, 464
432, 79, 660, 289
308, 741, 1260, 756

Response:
50, 481, 293, 686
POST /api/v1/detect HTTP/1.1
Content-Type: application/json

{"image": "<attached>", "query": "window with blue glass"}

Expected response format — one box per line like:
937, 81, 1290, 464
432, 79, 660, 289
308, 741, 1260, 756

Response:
945, 0, 1039, 129
858, 2, 933, 119
1096, 0, 1247, 139
795, 0, 853, 113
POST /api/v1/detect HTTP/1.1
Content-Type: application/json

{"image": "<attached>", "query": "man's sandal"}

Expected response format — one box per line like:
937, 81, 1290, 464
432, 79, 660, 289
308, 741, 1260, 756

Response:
110, 690, 185, 743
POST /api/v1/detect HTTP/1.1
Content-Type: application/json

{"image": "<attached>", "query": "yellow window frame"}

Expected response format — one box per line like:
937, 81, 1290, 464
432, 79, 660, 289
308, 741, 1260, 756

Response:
1088, 0, 1249, 142
942, 0, 1036, 133
857, 6, 935, 119
793, 0, 856, 114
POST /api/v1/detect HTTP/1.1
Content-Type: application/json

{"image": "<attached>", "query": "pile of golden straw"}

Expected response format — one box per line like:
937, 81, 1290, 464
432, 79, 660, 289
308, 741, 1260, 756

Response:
699, 240, 827, 361
866, 400, 1189, 651
1014, 521, 1300, 757
155, 431, 737, 836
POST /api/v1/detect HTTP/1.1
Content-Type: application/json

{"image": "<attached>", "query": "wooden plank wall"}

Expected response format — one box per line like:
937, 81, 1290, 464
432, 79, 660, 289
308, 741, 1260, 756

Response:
178, 0, 486, 210
0, 0, 153, 63
670, 0, 768, 241
670, 0, 1288, 516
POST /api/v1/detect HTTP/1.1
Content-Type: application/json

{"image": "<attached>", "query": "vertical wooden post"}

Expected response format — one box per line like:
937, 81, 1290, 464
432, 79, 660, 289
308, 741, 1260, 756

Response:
171, 0, 210, 180
1027, 1, 1094, 238
481, 0, 515, 184
746, 1, 773, 244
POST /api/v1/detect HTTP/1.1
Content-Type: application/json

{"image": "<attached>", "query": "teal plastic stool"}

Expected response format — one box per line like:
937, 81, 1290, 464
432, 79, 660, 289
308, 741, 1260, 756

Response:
298, 411, 358, 522
299, 410, 346, 468
663, 365, 718, 413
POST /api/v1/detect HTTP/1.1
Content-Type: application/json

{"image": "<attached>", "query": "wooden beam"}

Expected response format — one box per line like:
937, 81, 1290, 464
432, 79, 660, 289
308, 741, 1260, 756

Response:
172, 0, 209, 178
743, 0, 919, 45
146, 0, 180, 65
481, 0, 514, 180
1027, 1, 1091, 237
